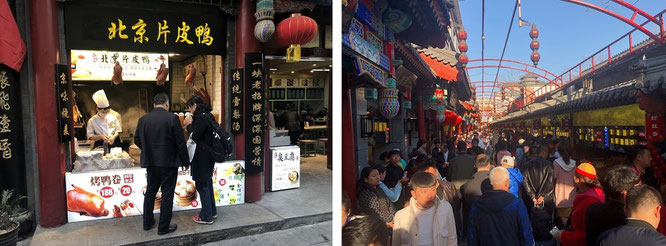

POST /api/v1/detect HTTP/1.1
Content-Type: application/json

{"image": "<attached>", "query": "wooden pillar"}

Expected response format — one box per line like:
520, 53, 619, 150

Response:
29, 0, 67, 227
235, 0, 262, 202
342, 82, 357, 207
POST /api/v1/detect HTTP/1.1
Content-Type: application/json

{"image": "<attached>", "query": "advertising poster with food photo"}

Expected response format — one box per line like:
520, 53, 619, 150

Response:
65, 161, 245, 223
270, 146, 301, 191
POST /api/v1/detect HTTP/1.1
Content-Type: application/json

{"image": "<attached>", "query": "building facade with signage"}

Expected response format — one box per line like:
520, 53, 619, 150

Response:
341, 0, 477, 206
4, 0, 331, 229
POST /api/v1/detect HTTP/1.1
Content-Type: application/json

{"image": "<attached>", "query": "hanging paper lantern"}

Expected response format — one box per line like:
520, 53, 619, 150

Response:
530, 40, 540, 50
531, 51, 541, 66
458, 53, 469, 66
443, 110, 457, 125
275, 13, 318, 63
458, 40, 468, 52
529, 26, 539, 38
254, 0, 275, 42
379, 88, 400, 119
455, 115, 463, 125
457, 29, 468, 40
255, 20, 276, 42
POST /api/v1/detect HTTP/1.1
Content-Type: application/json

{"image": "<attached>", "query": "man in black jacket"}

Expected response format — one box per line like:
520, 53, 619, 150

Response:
461, 154, 492, 240
585, 165, 640, 246
134, 93, 189, 235
522, 145, 555, 214
596, 185, 666, 245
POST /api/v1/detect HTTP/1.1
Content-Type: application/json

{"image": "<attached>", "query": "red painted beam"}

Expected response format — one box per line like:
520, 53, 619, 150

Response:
342, 80, 357, 209
30, 0, 67, 227
236, 0, 262, 202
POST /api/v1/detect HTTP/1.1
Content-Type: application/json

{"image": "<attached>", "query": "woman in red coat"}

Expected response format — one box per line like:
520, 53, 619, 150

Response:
554, 163, 605, 246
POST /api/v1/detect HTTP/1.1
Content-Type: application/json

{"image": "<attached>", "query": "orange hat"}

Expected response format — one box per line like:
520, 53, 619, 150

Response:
576, 163, 597, 179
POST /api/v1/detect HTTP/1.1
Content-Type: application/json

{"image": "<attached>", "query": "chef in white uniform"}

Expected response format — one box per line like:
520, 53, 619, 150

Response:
87, 90, 122, 148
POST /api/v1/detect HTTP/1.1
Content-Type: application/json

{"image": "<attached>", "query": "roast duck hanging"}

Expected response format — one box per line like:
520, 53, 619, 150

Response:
111, 61, 123, 85
156, 63, 169, 86
185, 63, 197, 86
66, 185, 109, 217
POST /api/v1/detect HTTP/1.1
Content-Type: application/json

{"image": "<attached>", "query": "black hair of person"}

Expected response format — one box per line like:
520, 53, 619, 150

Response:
356, 166, 379, 195
342, 215, 389, 246
470, 146, 484, 156
416, 139, 426, 149
632, 145, 651, 162
372, 164, 386, 174
185, 95, 212, 115
409, 171, 437, 188
601, 165, 640, 202
457, 140, 467, 152
626, 185, 663, 214
153, 93, 169, 105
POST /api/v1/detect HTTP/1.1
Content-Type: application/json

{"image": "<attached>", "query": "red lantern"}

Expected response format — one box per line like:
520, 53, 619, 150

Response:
458, 53, 469, 66
530, 40, 540, 50
443, 110, 457, 125
529, 26, 539, 38
457, 29, 467, 40
455, 115, 463, 125
531, 51, 540, 66
275, 13, 318, 62
458, 41, 468, 52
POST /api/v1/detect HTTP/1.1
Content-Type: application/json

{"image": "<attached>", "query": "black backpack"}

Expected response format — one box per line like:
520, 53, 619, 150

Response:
204, 114, 233, 162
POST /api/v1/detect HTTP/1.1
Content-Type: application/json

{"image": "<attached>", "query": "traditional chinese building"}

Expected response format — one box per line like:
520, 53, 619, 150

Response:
341, 0, 477, 206
4, 0, 331, 229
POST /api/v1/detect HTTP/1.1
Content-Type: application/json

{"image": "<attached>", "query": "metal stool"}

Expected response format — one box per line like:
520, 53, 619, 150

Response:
299, 140, 317, 157
316, 138, 328, 155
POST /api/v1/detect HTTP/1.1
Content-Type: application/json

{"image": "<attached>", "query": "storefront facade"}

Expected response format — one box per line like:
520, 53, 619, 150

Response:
5, 0, 331, 228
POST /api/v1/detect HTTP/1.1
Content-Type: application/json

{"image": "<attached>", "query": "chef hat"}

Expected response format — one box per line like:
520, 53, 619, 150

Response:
92, 89, 110, 108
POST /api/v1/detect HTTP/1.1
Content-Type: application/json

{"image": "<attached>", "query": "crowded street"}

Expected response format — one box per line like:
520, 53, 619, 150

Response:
342, 0, 666, 245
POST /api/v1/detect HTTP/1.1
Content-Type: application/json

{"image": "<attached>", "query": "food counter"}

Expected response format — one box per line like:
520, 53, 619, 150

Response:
65, 159, 246, 223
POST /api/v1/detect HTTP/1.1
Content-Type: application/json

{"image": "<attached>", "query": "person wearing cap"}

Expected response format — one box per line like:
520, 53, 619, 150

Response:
554, 163, 605, 246
87, 89, 122, 148
500, 156, 523, 198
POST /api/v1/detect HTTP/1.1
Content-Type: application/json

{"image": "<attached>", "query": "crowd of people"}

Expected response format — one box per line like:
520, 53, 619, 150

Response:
342, 130, 666, 245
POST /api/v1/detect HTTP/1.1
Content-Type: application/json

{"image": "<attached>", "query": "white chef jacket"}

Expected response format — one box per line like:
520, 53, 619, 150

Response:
86, 113, 121, 139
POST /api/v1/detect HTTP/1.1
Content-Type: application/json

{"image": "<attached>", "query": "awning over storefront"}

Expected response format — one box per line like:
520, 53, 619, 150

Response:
413, 44, 459, 82
494, 80, 638, 124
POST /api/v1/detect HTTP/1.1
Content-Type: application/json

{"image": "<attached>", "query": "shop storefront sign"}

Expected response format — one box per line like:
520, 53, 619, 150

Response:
55, 65, 73, 142
70, 50, 169, 81
65, 161, 245, 223
0, 64, 25, 193
270, 146, 300, 191
351, 56, 387, 87
230, 68, 243, 135
244, 53, 265, 174
342, 32, 390, 71
64, 2, 226, 55
646, 113, 665, 142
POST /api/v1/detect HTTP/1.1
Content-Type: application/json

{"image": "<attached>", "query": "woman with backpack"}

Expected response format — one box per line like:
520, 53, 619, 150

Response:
183, 95, 216, 224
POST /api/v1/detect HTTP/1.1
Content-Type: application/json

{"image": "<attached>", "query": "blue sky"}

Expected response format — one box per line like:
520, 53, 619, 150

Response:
458, 0, 665, 103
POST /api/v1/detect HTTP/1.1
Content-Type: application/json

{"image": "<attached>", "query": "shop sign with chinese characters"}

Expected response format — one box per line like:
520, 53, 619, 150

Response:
244, 53, 265, 174
71, 50, 169, 81
55, 65, 73, 142
230, 68, 243, 135
270, 146, 300, 191
0, 65, 19, 160
65, 161, 245, 223
64, 2, 226, 55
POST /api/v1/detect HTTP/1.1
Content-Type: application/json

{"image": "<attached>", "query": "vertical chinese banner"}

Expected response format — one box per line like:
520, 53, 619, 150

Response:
244, 53, 265, 174
646, 112, 665, 142
0, 64, 26, 194
230, 68, 243, 135
55, 64, 72, 142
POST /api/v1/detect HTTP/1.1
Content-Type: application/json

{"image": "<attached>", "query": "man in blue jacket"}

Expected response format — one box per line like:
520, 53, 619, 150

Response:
468, 166, 534, 246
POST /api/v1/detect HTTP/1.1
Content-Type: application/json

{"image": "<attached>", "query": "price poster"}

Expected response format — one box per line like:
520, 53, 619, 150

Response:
244, 52, 265, 174
230, 68, 243, 135
65, 161, 245, 223
270, 146, 300, 191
